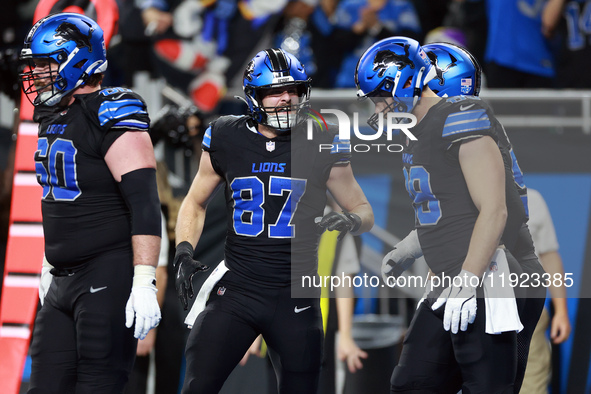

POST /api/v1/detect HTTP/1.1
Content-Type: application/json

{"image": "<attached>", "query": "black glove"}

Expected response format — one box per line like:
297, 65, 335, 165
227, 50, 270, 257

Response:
173, 241, 210, 310
315, 211, 362, 241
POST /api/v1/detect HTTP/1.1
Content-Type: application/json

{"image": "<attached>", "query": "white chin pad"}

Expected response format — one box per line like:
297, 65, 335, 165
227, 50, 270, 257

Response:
38, 90, 64, 106
267, 111, 295, 129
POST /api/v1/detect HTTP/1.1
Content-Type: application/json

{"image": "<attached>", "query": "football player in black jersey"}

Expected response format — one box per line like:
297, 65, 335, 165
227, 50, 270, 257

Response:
173, 48, 374, 393
356, 37, 544, 393
19, 13, 162, 393
378, 42, 546, 393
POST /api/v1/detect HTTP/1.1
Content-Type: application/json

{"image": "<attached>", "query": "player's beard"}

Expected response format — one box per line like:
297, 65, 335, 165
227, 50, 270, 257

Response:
33, 75, 57, 105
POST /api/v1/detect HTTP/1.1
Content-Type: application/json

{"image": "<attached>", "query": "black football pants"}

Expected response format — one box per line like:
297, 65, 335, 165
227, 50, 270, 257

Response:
28, 249, 136, 394
391, 296, 517, 394
181, 270, 324, 394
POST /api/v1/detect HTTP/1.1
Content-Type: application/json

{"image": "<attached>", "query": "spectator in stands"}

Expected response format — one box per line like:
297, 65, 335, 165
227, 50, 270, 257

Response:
137, 0, 290, 113
484, 0, 555, 88
298, 0, 421, 88
545, 0, 591, 88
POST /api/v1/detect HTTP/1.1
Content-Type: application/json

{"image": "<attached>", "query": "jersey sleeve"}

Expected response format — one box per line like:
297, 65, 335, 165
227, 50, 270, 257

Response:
326, 124, 351, 166
329, 133, 351, 166
200, 118, 226, 177
202, 123, 214, 152
441, 99, 496, 147
95, 88, 151, 155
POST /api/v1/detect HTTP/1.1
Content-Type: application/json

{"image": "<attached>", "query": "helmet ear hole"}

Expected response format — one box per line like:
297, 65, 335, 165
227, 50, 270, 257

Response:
74, 60, 86, 68
403, 76, 413, 89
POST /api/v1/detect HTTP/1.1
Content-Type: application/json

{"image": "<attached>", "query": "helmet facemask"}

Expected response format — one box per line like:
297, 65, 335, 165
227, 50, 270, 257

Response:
20, 51, 74, 106
242, 48, 311, 134
362, 70, 429, 132
246, 80, 311, 133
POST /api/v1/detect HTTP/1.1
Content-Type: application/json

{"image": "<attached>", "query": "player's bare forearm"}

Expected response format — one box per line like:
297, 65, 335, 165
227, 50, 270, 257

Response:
459, 136, 507, 276
132, 234, 161, 269
175, 151, 223, 247
327, 164, 374, 234
175, 197, 207, 248
462, 208, 506, 276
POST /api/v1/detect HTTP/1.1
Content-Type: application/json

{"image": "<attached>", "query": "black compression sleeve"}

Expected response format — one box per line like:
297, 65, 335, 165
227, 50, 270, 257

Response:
118, 168, 161, 236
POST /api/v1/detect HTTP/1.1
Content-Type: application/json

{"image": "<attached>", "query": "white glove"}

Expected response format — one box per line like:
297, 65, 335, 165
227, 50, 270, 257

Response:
416, 277, 432, 310
431, 270, 479, 334
382, 229, 422, 283
125, 265, 161, 340
39, 256, 53, 306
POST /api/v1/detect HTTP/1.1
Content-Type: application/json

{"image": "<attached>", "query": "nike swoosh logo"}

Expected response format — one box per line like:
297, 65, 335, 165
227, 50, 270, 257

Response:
294, 306, 311, 313
460, 104, 475, 111
90, 286, 107, 293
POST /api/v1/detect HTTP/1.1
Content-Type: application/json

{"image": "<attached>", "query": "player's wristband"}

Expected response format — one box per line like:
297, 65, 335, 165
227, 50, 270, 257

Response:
132, 265, 157, 289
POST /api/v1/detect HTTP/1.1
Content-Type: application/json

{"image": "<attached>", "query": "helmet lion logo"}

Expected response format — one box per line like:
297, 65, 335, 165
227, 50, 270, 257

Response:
427, 51, 457, 86
244, 60, 255, 81
54, 22, 94, 52
372, 45, 414, 78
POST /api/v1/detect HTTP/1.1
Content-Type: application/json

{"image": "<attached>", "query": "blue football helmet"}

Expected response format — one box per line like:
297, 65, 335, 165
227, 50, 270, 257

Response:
19, 12, 108, 106
355, 36, 435, 131
423, 42, 481, 97
243, 48, 311, 132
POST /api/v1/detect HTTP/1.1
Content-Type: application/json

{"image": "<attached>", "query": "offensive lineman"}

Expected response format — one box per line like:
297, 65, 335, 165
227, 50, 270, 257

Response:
173, 48, 373, 393
20, 13, 161, 393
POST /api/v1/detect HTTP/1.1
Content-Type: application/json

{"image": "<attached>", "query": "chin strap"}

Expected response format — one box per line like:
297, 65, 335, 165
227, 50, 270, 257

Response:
412, 66, 426, 108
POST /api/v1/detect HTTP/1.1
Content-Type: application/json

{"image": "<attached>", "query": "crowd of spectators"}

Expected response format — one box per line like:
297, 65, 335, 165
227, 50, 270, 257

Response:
101, 0, 591, 115
2, 0, 590, 118
0, 1, 586, 393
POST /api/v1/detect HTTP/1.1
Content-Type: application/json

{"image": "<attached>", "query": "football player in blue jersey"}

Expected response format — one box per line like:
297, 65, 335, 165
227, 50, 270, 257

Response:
173, 48, 374, 393
356, 37, 544, 393
379, 41, 546, 393
19, 12, 162, 393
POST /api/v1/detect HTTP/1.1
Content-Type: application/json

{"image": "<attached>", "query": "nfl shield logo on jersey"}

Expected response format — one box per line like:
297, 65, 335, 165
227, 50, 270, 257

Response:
266, 141, 275, 152
217, 286, 226, 296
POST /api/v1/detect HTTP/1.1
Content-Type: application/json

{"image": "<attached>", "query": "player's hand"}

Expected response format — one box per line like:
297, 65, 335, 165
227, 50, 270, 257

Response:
125, 265, 161, 340
315, 211, 361, 241
173, 241, 210, 310
431, 270, 478, 334
39, 256, 53, 306
381, 229, 422, 283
